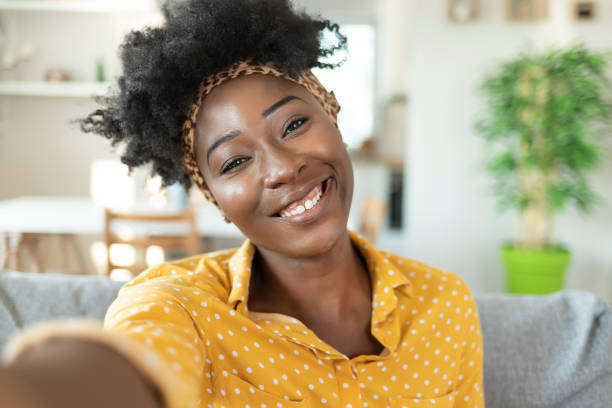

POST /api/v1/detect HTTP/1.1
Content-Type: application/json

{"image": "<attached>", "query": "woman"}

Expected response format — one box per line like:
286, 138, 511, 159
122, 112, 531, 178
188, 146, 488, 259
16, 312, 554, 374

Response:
1, 1, 484, 407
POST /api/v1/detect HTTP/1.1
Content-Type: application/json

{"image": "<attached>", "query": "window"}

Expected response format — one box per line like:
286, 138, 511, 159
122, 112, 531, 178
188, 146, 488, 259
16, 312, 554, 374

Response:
313, 23, 376, 150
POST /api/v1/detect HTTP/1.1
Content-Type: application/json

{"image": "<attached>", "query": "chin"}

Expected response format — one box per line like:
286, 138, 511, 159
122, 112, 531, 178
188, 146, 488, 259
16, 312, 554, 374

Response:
279, 217, 350, 259
296, 226, 347, 258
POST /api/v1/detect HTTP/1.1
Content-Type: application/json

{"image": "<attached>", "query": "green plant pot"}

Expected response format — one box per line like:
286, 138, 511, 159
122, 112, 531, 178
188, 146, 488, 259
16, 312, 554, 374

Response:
501, 245, 571, 294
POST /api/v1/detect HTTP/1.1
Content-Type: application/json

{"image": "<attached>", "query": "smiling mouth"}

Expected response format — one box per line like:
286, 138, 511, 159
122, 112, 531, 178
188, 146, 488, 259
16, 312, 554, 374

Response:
276, 178, 330, 218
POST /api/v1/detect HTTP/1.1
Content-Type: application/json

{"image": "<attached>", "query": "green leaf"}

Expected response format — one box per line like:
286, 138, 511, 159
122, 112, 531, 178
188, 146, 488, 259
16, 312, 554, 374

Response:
547, 183, 571, 210
487, 152, 517, 173
474, 43, 612, 221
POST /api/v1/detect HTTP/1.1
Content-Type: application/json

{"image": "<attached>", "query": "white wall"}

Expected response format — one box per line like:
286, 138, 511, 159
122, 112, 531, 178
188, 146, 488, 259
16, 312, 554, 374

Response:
0, 97, 115, 198
296, 0, 378, 19
403, 0, 612, 302
4, 1, 612, 301
0, 10, 162, 200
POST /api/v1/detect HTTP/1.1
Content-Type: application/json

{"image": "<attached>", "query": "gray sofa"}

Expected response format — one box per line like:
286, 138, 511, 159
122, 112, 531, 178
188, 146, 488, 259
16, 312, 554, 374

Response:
1, 270, 611, 407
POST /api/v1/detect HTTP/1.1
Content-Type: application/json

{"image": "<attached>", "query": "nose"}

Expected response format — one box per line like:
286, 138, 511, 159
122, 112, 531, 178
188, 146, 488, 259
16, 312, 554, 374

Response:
262, 144, 307, 189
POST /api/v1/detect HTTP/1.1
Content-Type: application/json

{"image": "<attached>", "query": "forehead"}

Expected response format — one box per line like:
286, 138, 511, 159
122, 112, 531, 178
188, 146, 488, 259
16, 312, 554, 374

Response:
197, 74, 310, 121
194, 74, 314, 148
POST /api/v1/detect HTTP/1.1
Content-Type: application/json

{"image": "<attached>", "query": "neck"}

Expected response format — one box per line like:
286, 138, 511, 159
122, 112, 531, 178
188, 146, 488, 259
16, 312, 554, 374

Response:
249, 230, 371, 320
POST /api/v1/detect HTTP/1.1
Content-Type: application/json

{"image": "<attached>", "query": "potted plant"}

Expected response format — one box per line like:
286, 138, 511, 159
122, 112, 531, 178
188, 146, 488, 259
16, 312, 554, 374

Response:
476, 44, 612, 294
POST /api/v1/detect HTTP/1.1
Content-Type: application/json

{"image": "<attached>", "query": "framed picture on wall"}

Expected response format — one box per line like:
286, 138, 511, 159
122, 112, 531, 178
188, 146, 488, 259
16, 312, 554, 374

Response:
573, 2, 596, 20
505, 0, 548, 21
447, 0, 480, 23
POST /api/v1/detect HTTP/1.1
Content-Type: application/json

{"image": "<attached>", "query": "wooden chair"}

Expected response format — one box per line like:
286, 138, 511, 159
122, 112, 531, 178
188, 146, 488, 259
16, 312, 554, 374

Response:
104, 207, 199, 276
359, 197, 388, 244
1, 232, 90, 274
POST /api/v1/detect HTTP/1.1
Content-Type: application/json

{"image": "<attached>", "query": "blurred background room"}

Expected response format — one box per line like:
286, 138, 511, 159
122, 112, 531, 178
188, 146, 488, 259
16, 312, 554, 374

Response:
0, 0, 611, 303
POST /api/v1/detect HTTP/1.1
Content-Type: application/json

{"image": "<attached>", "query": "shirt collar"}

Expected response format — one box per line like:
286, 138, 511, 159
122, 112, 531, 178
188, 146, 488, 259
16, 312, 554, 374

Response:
348, 230, 413, 324
227, 238, 256, 314
227, 230, 413, 319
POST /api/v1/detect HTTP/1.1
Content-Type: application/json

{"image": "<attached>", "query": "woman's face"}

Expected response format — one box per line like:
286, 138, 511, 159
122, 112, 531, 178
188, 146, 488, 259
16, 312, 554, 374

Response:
195, 74, 354, 258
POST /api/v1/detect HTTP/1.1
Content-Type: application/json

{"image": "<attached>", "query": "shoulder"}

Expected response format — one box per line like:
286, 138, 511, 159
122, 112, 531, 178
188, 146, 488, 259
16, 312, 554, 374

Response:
117, 248, 239, 303
381, 252, 482, 342
380, 250, 475, 303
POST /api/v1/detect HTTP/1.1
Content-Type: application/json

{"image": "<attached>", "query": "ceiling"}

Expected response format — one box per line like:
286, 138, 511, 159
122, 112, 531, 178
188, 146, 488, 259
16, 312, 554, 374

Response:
293, 0, 378, 16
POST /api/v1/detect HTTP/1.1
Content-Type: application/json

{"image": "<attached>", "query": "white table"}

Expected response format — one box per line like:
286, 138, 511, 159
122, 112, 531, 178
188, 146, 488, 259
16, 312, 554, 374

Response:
0, 196, 244, 273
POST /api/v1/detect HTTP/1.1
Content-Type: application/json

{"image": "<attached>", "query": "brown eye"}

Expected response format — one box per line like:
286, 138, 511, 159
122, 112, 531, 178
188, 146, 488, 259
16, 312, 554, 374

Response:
283, 117, 309, 136
221, 157, 249, 174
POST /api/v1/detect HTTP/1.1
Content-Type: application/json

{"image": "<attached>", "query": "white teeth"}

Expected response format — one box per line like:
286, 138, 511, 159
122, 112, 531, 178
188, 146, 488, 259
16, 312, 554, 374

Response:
279, 182, 325, 218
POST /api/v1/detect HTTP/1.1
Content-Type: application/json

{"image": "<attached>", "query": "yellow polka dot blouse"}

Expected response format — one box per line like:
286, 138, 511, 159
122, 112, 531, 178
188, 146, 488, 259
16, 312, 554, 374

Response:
104, 230, 485, 408
6, 231, 484, 408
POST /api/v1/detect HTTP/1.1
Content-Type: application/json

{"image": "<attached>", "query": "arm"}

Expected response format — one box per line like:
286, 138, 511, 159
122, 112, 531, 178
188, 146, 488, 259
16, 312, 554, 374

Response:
0, 366, 43, 408
1, 339, 160, 408
2, 264, 212, 408
453, 289, 485, 407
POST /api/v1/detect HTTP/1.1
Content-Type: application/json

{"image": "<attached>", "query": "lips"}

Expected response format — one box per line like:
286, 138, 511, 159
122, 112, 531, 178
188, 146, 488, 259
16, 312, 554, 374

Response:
274, 178, 330, 218
279, 182, 323, 218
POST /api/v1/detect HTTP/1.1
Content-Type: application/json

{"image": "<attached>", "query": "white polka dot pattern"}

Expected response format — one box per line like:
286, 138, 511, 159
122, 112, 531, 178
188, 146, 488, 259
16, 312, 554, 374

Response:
102, 231, 484, 408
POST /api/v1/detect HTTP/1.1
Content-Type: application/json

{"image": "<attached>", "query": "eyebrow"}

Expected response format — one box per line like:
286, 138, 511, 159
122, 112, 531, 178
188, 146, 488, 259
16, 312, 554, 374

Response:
206, 95, 305, 164
206, 129, 240, 164
262, 95, 304, 117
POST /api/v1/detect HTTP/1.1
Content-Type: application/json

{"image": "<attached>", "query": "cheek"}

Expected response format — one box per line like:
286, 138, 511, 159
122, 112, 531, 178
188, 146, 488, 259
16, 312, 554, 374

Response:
314, 127, 351, 176
319, 127, 354, 198
210, 180, 247, 205
307, 128, 354, 200
208, 178, 255, 216
306, 122, 344, 156
219, 182, 247, 198
198, 159, 252, 213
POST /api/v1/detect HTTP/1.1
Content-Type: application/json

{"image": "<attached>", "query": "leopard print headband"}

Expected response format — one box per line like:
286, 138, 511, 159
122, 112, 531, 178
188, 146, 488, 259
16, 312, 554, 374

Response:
181, 59, 341, 205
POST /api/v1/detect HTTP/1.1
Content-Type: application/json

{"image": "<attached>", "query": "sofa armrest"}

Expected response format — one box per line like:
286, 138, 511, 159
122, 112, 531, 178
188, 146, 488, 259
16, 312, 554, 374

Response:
476, 290, 612, 408
0, 270, 124, 349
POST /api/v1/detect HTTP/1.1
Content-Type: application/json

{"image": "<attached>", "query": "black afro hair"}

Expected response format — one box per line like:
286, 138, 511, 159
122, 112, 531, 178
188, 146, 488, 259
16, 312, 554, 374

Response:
80, 0, 347, 189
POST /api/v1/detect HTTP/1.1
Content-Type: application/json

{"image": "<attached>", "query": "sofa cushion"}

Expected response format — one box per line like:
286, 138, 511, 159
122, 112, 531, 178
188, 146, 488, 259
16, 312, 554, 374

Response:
0, 270, 123, 348
476, 290, 612, 408
1, 271, 611, 407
